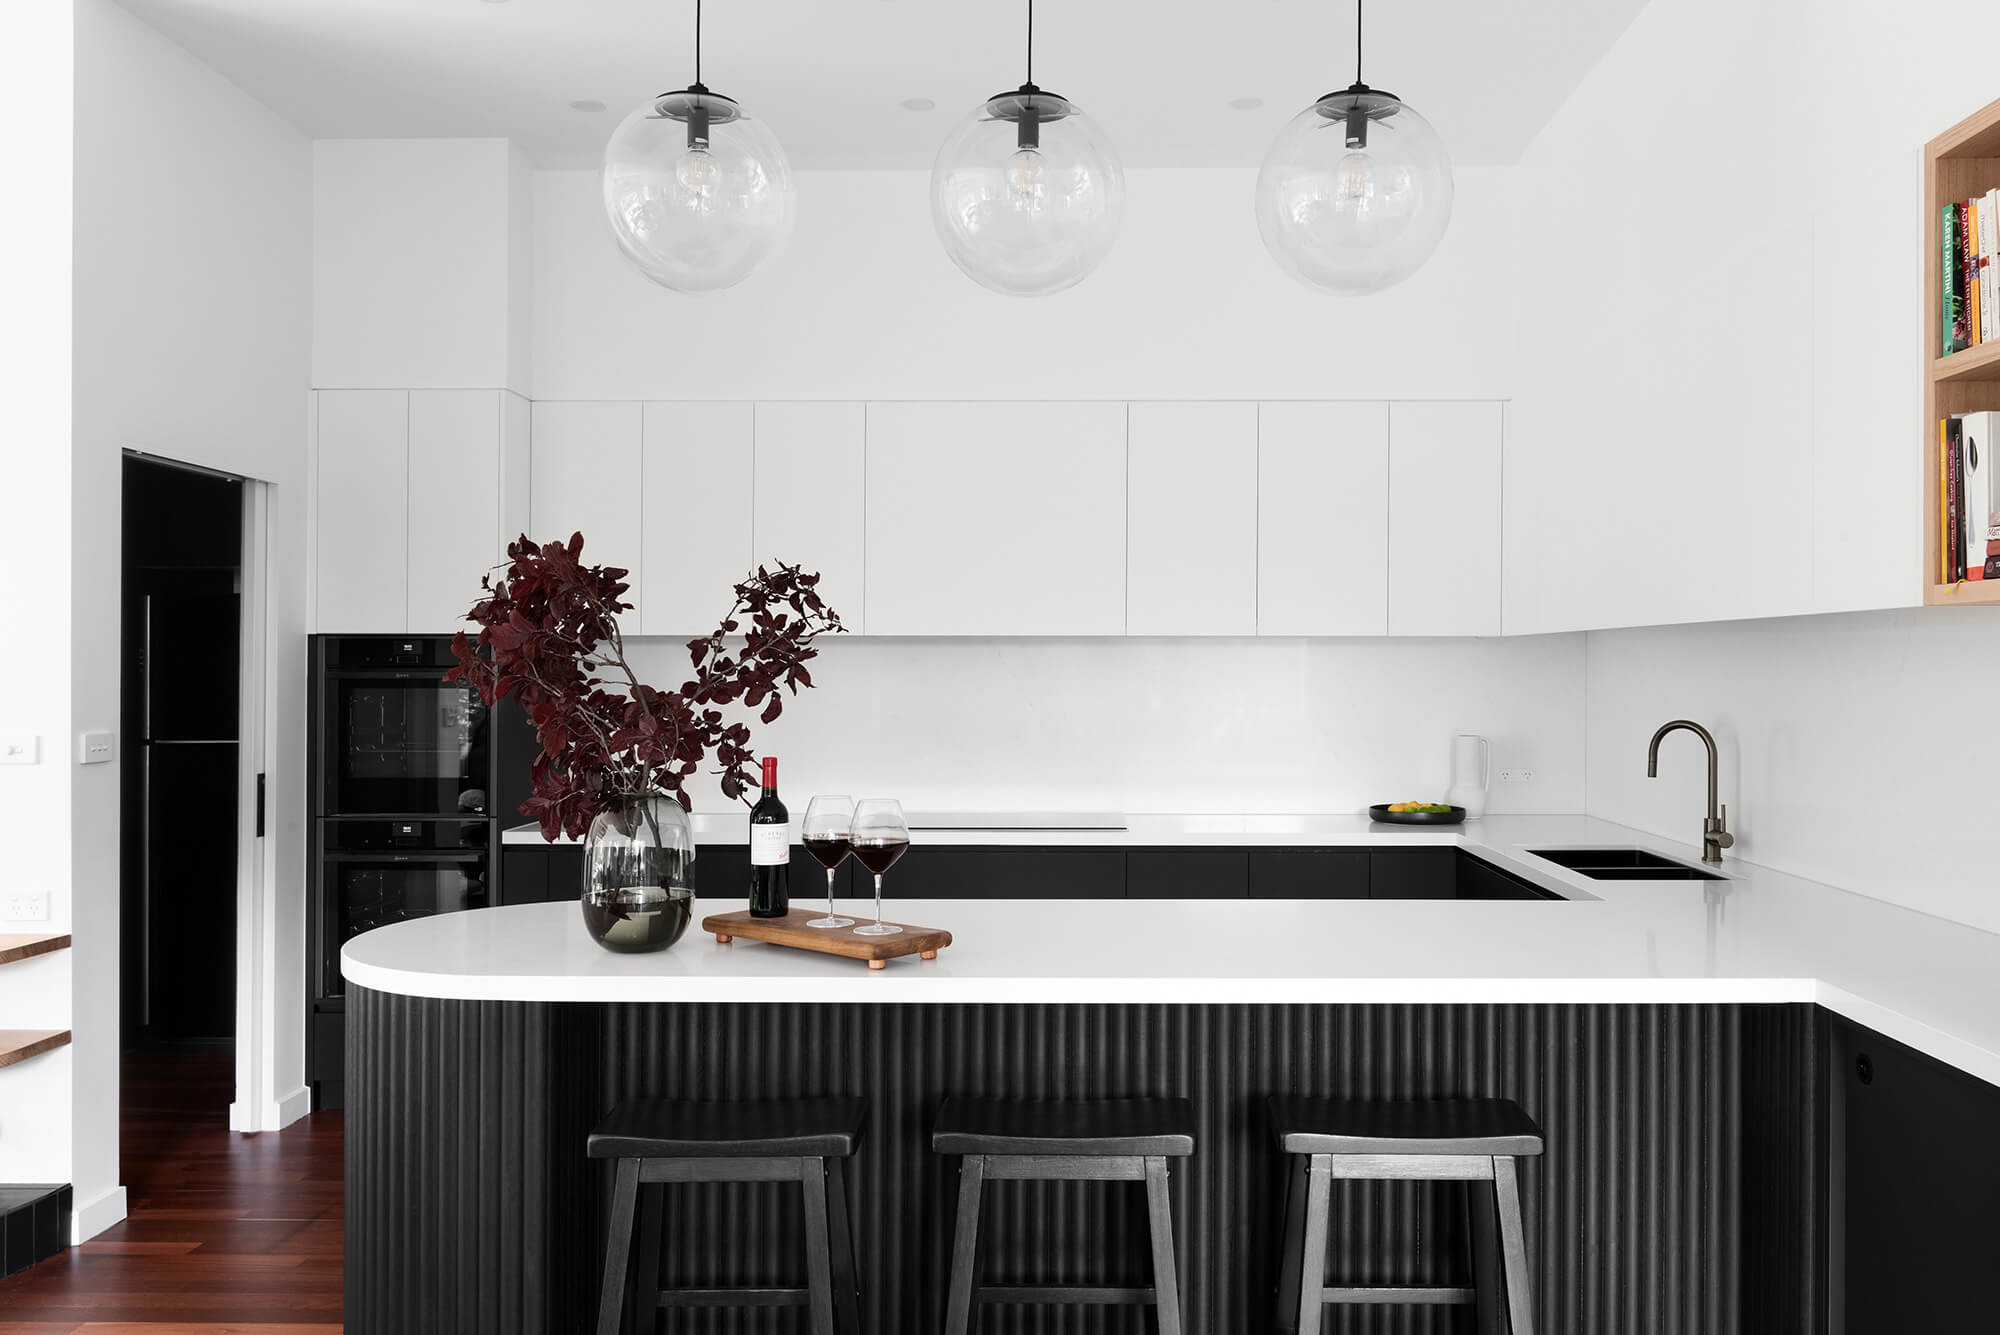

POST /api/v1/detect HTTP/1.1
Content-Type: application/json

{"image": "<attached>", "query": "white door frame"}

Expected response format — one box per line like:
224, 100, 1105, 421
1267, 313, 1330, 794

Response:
229, 478, 272, 1131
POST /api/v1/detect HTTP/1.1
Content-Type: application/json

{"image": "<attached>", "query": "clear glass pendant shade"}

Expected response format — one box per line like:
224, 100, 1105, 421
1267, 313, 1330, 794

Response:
602, 89, 795, 293
930, 90, 1125, 297
1255, 87, 1453, 294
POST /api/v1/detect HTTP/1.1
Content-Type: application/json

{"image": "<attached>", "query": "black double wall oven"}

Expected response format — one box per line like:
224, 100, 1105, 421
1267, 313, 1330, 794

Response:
309, 635, 494, 1109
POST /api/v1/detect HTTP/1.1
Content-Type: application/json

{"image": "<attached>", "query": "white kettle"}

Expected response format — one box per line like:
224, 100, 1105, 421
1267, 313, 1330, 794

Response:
1446, 734, 1490, 819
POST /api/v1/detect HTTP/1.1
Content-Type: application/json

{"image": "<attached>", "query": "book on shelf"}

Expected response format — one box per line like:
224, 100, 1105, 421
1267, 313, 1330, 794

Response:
1947, 415, 1963, 580
1967, 201, 1983, 350
1940, 194, 2000, 356
1983, 189, 1999, 344
1965, 411, 1999, 580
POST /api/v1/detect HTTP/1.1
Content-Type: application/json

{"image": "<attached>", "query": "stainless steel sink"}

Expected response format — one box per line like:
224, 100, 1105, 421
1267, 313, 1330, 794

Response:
1528, 848, 1724, 881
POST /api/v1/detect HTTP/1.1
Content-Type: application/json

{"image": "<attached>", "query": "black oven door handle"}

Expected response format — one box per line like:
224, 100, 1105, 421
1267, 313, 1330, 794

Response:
324, 851, 487, 864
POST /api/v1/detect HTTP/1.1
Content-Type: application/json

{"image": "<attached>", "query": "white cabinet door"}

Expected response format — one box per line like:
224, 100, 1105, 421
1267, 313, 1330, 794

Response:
1257, 402, 1390, 636
499, 390, 531, 557
406, 390, 501, 632
866, 402, 1127, 635
753, 402, 866, 633
315, 389, 408, 633
530, 401, 644, 612
1127, 402, 1257, 636
641, 402, 754, 636
1388, 402, 1503, 636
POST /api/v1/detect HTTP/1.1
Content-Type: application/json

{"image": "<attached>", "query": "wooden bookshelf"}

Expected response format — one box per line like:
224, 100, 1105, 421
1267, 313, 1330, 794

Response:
1926, 97, 2000, 604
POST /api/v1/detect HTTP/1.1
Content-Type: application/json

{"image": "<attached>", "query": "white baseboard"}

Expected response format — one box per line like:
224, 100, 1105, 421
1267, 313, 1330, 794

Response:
271, 1083, 312, 1129
228, 1084, 313, 1133
71, 1184, 127, 1243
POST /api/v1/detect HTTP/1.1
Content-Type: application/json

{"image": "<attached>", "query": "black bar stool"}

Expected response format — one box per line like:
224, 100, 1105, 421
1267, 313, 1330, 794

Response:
1270, 1096, 1542, 1335
589, 1096, 866, 1335
934, 1096, 1195, 1335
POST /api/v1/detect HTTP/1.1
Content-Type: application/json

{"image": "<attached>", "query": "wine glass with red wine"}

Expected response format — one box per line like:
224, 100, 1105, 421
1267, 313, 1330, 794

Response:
849, 798, 910, 937
801, 795, 856, 929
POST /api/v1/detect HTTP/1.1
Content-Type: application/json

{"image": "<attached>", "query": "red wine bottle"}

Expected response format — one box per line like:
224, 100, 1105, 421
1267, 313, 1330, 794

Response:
748, 756, 790, 918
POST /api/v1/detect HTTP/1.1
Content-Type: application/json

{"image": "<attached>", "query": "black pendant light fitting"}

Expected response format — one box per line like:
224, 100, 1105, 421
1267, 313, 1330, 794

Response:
649, 0, 740, 149
1315, 0, 1401, 149
985, 0, 1072, 151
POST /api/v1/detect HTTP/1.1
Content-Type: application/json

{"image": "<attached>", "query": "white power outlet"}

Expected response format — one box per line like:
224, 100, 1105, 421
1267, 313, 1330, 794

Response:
77, 731, 116, 765
0, 736, 39, 765
1498, 769, 1534, 783
3, 891, 50, 922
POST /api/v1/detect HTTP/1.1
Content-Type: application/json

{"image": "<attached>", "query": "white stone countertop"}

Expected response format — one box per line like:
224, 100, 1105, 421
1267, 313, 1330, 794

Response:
358, 814, 2000, 1087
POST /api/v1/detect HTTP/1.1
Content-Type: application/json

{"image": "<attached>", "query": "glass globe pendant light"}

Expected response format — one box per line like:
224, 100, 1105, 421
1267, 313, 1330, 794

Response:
930, 0, 1125, 296
1256, 0, 1453, 294
602, 0, 794, 293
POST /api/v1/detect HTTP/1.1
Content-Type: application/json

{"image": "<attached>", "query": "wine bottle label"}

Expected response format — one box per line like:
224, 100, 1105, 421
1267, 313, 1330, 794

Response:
750, 825, 789, 866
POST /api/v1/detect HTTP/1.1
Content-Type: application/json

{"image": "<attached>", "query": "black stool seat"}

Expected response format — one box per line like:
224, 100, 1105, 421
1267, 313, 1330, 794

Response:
588, 1097, 866, 1160
1270, 1095, 1544, 1157
933, 1097, 1196, 1157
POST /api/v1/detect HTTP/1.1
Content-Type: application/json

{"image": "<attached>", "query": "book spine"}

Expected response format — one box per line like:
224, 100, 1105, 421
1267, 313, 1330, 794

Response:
1941, 418, 1952, 583
1948, 416, 1964, 580
1946, 205, 1965, 354
1967, 201, 1983, 347
1984, 191, 1999, 344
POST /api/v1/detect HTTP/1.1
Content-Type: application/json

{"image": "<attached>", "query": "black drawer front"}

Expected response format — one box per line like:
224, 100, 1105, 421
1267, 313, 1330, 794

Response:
890, 846, 1126, 899
1248, 850, 1371, 899
1370, 848, 1456, 899
1127, 849, 1249, 899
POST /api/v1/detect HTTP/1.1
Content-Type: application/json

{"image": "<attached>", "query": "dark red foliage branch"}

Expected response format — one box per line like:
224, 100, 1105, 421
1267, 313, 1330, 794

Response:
446, 533, 843, 841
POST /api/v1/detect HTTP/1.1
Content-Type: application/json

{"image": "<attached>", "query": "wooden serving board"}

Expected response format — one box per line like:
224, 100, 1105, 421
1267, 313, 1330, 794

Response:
703, 909, 952, 970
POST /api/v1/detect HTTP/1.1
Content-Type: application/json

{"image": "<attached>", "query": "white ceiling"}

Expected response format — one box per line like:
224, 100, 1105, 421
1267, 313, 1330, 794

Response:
114, 0, 1650, 170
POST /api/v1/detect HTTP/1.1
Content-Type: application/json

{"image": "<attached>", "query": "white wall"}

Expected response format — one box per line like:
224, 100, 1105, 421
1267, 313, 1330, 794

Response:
624, 634, 1587, 817
533, 166, 1523, 401
0, 0, 76, 1195
64, 0, 314, 1230
314, 138, 531, 394
1586, 608, 2000, 933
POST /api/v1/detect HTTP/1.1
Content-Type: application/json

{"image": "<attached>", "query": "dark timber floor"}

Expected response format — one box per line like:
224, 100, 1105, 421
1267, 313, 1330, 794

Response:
0, 1047, 344, 1333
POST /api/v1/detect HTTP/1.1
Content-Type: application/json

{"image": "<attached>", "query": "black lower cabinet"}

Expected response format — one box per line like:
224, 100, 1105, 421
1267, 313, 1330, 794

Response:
1369, 847, 1456, 899
1128, 849, 1248, 898
1456, 850, 1563, 900
890, 846, 1126, 899
1829, 1014, 2000, 1328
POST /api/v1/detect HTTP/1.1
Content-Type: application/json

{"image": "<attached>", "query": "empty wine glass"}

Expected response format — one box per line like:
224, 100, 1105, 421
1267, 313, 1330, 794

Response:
801, 795, 855, 929
849, 798, 910, 937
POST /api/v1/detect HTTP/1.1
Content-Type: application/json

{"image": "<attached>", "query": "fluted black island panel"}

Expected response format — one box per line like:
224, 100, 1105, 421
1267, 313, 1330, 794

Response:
345, 989, 1820, 1335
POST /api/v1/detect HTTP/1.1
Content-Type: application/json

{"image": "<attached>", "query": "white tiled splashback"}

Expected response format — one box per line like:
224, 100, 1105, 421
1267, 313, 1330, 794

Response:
622, 633, 1587, 817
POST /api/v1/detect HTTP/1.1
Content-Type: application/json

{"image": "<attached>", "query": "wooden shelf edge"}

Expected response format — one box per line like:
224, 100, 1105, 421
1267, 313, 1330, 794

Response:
1924, 579, 2000, 605
0, 1029, 71, 1071
0, 933, 71, 968
1934, 340, 2000, 383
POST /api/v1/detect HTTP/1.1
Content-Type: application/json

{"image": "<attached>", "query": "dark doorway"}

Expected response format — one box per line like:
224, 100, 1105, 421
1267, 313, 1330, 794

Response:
120, 455, 244, 1046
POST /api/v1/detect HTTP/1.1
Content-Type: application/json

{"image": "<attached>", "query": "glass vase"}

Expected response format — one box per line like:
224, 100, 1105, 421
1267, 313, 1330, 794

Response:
579, 792, 696, 953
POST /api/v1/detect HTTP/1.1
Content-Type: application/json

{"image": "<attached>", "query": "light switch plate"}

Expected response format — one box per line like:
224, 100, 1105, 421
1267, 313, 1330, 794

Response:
77, 730, 116, 765
0, 736, 39, 765
2, 891, 49, 922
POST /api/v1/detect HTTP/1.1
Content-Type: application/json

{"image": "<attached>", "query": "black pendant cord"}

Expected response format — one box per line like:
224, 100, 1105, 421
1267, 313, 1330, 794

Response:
1025, 0, 1034, 87
1354, 0, 1363, 85
694, 0, 703, 87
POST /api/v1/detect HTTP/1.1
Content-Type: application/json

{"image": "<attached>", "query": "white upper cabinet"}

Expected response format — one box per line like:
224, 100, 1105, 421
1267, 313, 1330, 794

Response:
315, 390, 408, 634
406, 390, 501, 632
1257, 402, 1390, 636
499, 391, 531, 557
753, 402, 866, 633
530, 400, 644, 612
865, 402, 1128, 635
641, 402, 754, 636
1388, 401, 1503, 636
1127, 402, 1258, 636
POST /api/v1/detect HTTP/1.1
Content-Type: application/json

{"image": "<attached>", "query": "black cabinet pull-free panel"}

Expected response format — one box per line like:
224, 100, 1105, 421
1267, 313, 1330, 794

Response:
1369, 848, 1457, 900
1247, 850, 1371, 899
889, 846, 1126, 899
1126, 849, 1249, 899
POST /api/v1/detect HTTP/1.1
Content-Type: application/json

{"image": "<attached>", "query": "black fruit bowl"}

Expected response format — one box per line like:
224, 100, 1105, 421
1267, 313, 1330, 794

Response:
1368, 804, 1467, 826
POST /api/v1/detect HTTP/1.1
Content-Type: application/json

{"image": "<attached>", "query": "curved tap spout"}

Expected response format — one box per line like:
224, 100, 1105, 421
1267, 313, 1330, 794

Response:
1645, 720, 1734, 865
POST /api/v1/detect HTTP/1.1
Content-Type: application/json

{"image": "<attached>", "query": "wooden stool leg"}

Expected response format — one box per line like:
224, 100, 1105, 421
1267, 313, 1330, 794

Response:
1293, 1154, 1333, 1335
1493, 1156, 1536, 1335
630, 1176, 664, 1335
801, 1157, 836, 1335
1469, 1179, 1504, 1335
594, 1157, 640, 1335
827, 1156, 862, 1335
1144, 1156, 1184, 1335
1274, 1156, 1307, 1335
943, 1154, 987, 1335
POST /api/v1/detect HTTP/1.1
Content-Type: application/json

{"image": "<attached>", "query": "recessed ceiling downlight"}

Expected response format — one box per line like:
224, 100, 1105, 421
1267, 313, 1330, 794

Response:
571, 99, 608, 113
900, 97, 937, 112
